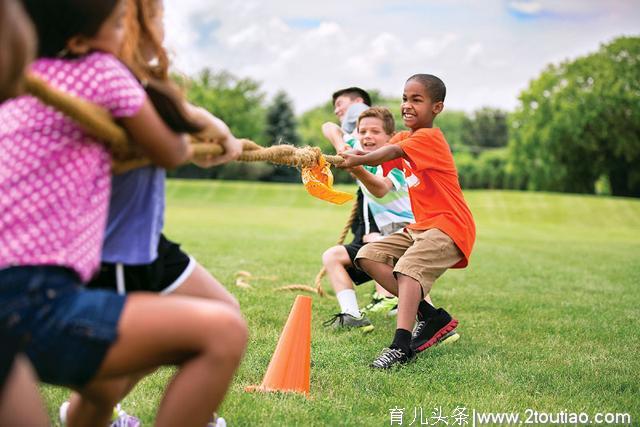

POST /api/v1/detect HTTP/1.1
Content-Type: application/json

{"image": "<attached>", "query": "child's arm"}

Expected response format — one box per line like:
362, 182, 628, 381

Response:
120, 98, 192, 169
321, 122, 349, 153
186, 105, 243, 167
340, 145, 404, 168
350, 166, 394, 198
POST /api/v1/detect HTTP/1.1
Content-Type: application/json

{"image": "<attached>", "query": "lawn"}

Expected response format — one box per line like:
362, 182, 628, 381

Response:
42, 180, 640, 426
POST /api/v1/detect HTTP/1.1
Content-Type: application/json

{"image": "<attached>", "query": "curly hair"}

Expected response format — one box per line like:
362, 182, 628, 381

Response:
120, 0, 205, 133
119, 0, 169, 81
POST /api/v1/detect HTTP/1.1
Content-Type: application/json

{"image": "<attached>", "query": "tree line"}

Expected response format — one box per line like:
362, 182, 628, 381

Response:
171, 36, 639, 197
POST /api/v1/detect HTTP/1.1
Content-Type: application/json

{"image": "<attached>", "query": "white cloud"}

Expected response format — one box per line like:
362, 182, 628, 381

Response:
465, 43, 484, 64
163, 0, 640, 114
508, 1, 543, 15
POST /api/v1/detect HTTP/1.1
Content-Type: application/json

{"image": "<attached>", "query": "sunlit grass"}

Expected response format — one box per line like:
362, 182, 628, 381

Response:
43, 180, 640, 426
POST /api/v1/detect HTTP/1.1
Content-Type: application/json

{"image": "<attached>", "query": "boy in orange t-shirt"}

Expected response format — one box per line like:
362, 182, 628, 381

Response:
340, 74, 476, 369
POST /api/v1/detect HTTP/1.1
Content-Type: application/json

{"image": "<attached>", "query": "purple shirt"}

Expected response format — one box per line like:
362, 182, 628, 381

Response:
0, 52, 145, 281
101, 166, 166, 264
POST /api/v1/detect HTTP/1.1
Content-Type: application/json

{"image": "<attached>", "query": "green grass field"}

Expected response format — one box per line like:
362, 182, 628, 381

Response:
42, 180, 640, 426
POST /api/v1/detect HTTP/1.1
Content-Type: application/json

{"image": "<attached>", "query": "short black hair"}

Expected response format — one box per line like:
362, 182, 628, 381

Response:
21, 0, 119, 57
332, 87, 371, 107
406, 74, 446, 103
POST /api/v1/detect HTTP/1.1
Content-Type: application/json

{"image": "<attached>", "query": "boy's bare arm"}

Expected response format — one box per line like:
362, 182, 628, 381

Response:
340, 145, 404, 168
321, 122, 349, 153
350, 167, 394, 198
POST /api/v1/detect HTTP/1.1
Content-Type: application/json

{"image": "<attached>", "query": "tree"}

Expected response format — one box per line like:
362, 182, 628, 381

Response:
509, 36, 640, 196
183, 69, 266, 145
298, 100, 335, 153
264, 91, 301, 182
461, 107, 509, 151
436, 110, 468, 152
265, 91, 300, 147
168, 69, 268, 180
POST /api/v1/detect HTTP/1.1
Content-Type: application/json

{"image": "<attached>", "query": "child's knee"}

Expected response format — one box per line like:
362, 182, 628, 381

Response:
229, 295, 241, 312
354, 255, 374, 273
202, 306, 248, 361
321, 246, 341, 266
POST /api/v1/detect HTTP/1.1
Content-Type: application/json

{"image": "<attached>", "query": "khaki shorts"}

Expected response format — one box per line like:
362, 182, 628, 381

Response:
355, 228, 463, 295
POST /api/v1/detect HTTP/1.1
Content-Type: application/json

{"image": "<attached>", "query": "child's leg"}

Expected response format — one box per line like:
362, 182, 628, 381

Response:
394, 229, 462, 353
0, 356, 48, 427
150, 237, 239, 311
374, 283, 395, 298
66, 377, 135, 427
396, 274, 422, 332
66, 370, 152, 426
83, 294, 247, 427
358, 257, 435, 316
171, 262, 240, 311
322, 245, 355, 293
361, 233, 395, 299
67, 264, 241, 424
322, 245, 364, 318
356, 258, 399, 295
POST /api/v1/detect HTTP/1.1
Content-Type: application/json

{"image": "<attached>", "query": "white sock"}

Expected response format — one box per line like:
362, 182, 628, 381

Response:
337, 289, 361, 317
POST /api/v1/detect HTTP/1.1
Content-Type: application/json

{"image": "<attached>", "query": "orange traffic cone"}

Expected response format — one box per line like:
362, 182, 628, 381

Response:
246, 295, 312, 397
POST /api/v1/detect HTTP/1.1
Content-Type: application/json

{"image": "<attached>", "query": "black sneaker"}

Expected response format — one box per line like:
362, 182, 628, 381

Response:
410, 308, 459, 353
370, 347, 415, 369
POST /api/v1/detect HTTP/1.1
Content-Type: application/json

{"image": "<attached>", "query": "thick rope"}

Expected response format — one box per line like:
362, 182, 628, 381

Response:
276, 197, 359, 297
25, 73, 358, 297
24, 74, 130, 157
25, 73, 345, 173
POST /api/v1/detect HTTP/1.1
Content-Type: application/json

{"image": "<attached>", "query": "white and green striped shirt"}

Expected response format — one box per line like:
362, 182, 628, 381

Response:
344, 135, 415, 235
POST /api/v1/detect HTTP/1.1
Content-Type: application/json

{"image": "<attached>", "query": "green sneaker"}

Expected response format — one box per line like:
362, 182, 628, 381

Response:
323, 313, 374, 332
362, 292, 384, 312
363, 295, 398, 316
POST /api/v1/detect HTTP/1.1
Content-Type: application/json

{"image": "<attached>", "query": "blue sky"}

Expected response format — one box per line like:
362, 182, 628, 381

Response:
164, 0, 639, 113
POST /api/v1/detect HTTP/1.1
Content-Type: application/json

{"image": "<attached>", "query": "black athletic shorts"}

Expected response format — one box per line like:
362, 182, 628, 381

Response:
87, 234, 194, 294
343, 189, 379, 285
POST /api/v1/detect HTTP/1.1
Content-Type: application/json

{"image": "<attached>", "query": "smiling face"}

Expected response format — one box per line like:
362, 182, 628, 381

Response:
401, 79, 443, 131
334, 94, 361, 122
357, 117, 391, 152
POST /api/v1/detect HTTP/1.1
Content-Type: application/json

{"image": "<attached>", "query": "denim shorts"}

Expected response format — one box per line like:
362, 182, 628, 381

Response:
0, 266, 126, 387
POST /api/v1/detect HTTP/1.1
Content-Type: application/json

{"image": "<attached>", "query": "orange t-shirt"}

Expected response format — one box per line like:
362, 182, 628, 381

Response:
392, 128, 476, 268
